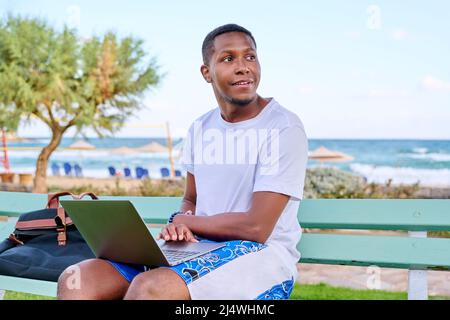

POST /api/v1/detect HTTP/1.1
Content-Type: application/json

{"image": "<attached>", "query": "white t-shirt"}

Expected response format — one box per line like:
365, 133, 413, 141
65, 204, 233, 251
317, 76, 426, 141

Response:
180, 98, 308, 272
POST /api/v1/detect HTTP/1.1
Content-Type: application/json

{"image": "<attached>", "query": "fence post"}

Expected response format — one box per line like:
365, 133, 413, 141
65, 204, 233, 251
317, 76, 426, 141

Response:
407, 231, 428, 300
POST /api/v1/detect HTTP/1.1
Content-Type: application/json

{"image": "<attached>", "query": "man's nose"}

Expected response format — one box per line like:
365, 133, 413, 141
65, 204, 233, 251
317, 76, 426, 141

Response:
235, 58, 250, 74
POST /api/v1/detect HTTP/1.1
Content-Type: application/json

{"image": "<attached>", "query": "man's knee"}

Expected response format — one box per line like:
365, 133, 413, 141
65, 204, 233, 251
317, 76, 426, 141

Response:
123, 271, 156, 300
57, 258, 128, 300
57, 260, 92, 300
124, 268, 190, 300
58, 263, 83, 294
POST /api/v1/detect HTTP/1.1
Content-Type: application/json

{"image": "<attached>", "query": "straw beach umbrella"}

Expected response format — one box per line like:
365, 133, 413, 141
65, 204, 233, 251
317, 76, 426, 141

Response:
111, 146, 139, 155
309, 146, 354, 163
137, 142, 169, 153
67, 140, 96, 150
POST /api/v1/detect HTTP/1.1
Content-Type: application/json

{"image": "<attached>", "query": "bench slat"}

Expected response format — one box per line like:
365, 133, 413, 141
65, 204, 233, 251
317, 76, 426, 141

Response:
101, 196, 181, 223
0, 219, 16, 240
0, 192, 181, 223
299, 199, 450, 231
299, 233, 450, 270
0, 192, 48, 216
2, 193, 450, 232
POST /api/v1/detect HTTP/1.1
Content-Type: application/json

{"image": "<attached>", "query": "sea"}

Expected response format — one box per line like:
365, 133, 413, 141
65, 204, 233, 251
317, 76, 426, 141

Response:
3, 138, 450, 187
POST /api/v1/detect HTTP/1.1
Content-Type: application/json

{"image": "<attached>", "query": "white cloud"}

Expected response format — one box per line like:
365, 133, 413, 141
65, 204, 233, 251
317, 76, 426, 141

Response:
421, 75, 450, 92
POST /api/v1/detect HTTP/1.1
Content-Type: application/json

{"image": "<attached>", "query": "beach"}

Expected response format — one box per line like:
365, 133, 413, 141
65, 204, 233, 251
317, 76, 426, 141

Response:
2, 138, 450, 188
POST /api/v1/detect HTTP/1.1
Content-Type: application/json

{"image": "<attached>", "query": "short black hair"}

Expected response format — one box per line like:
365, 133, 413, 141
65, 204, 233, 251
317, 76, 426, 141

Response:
202, 24, 257, 65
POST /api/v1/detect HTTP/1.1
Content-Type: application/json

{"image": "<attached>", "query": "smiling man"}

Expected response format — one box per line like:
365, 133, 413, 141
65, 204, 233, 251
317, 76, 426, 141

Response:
57, 24, 308, 300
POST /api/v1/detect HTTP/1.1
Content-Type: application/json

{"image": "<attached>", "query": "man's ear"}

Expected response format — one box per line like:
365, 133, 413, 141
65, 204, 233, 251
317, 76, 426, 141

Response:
200, 64, 211, 83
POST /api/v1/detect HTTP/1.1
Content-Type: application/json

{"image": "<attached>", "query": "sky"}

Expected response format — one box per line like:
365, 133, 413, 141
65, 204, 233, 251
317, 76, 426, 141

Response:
1, 0, 449, 139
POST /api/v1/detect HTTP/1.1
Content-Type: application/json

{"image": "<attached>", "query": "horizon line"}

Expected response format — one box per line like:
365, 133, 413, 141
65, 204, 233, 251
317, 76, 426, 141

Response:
13, 136, 450, 141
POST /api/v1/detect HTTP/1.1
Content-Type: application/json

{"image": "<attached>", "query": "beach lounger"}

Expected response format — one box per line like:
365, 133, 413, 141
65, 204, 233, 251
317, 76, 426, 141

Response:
51, 163, 60, 176
124, 167, 131, 178
63, 163, 72, 176
108, 166, 117, 177
160, 167, 170, 178
74, 164, 83, 178
135, 167, 144, 179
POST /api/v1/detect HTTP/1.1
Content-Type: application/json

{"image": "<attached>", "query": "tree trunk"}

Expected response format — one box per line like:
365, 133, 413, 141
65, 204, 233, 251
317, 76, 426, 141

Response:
32, 129, 64, 193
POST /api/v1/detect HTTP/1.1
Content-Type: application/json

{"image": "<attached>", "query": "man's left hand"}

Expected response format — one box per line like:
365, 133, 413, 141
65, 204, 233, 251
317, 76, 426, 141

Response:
156, 222, 199, 242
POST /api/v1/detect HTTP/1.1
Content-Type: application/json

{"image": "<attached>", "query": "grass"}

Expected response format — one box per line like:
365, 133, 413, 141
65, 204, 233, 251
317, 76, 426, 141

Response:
3, 282, 450, 300
290, 283, 449, 300
4, 291, 56, 300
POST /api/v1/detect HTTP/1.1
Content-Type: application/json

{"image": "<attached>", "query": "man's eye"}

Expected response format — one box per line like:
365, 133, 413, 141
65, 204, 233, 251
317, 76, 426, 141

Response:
223, 56, 233, 62
247, 55, 256, 61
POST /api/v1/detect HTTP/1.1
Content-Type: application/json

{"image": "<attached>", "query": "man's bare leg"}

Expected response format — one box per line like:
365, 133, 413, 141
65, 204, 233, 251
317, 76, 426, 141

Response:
124, 268, 190, 300
57, 258, 130, 300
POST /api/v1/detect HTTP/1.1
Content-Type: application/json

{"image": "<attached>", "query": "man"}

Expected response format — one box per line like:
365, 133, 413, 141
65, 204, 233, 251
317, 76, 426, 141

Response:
57, 23, 308, 300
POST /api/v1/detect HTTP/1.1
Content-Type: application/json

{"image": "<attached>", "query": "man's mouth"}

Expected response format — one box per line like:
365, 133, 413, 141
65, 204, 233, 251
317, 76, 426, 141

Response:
232, 80, 254, 87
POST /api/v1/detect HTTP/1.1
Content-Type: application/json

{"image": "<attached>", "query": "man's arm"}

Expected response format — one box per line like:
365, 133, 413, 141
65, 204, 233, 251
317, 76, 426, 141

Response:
174, 191, 290, 243
179, 172, 197, 214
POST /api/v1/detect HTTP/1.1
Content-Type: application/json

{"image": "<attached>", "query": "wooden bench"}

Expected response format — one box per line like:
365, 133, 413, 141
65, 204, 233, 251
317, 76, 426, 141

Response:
0, 191, 449, 300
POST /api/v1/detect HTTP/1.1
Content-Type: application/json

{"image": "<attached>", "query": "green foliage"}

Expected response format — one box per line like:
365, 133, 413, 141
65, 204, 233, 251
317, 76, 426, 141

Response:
304, 167, 420, 199
48, 178, 185, 197
139, 178, 185, 197
304, 167, 366, 199
0, 103, 21, 131
0, 15, 161, 136
0, 15, 162, 191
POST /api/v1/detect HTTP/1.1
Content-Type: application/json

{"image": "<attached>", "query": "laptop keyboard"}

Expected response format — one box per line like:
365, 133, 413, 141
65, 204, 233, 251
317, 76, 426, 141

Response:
162, 249, 201, 263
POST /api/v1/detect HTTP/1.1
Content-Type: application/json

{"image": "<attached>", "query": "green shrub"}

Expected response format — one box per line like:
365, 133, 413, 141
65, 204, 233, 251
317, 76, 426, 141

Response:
304, 167, 420, 199
139, 178, 185, 197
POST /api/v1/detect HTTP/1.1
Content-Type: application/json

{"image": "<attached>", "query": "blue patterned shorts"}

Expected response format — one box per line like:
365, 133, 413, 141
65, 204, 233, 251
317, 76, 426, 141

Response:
107, 239, 294, 300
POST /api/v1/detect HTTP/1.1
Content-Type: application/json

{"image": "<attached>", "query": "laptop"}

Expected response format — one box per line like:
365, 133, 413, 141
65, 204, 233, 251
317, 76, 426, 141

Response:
60, 200, 225, 266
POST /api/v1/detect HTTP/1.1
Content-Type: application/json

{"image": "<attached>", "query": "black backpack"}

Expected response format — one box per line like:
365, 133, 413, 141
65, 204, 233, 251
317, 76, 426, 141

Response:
0, 191, 97, 282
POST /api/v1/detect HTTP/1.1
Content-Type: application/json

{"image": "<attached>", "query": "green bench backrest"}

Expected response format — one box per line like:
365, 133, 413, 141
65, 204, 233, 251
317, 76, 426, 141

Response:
299, 199, 450, 231
1, 192, 449, 270
298, 199, 450, 270
0, 193, 180, 224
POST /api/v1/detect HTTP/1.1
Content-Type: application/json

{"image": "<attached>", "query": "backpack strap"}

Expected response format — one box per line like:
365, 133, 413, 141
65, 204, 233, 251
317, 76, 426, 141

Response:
77, 192, 99, 200
55, 207, 67, 246
47, 192, 77, 246
48, 191, 98, 246
8, 233, 24, 245
47, 192, 77, 209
